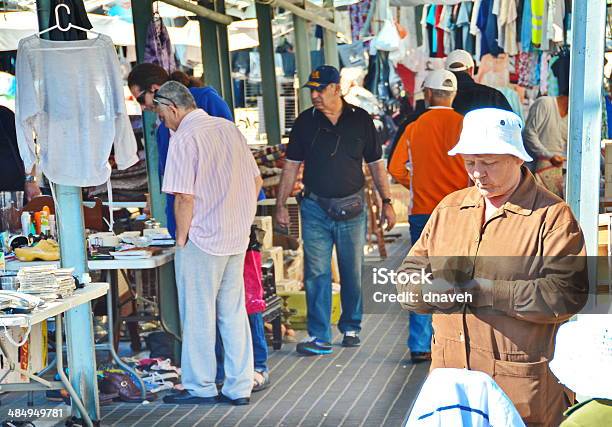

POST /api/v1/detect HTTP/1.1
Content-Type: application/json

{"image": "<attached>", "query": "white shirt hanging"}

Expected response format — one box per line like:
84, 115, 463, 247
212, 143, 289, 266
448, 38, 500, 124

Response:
15, 34, 138, 187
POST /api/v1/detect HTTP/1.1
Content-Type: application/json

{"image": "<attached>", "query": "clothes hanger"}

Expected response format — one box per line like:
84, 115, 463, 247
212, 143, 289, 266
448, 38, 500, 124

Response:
32, 3, 102, 50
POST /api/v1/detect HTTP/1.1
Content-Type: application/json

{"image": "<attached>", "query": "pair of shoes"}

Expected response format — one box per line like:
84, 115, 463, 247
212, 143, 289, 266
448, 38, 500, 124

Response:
162, 390, 219, 404
296, 337, 333, 355
100, 372, 156, 403
220, 394, 250, 406
252, 370, 270, 392
410, 352, 432, 363
342, 331, 361, 347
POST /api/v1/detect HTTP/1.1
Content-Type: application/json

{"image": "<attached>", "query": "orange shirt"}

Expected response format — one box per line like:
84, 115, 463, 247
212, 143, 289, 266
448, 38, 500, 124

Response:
388, 108, 468, 215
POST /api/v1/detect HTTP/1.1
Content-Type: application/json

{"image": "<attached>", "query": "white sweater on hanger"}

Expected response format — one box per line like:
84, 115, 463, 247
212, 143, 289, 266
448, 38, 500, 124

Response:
15, 34, 138, 187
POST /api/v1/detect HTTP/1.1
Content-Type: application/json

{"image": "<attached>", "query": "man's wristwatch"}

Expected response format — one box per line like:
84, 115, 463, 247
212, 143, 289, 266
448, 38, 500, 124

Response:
382, 198, 392, 205
25, 175, 37, 183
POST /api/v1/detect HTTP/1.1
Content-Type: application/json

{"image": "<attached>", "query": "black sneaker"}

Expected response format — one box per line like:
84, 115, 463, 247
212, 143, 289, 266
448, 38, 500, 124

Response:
296, 337, 333, 355
342, 331, 361, 347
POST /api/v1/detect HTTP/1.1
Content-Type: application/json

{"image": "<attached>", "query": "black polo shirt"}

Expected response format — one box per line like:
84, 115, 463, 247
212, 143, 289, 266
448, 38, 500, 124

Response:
286, 102, 381, 198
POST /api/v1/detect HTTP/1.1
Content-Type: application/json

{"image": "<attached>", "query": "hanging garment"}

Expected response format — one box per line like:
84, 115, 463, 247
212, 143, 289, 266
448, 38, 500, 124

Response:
47, 0, 92, 41
456, 1, 474, 54
540, 52, 550, 94
348, 0, 372, 41
546, 55, 560, 96
15, 34, 138, 187
477, 0, 502, 58
520, 0, 532, 51
144, 16, 176, 72
498, 0, 518, 55
531, 0, 545, 46
547, 0, 565, 44
406, 368, 526, 427
426, 5, 438, 56
517, 50, 538, 87
339, 42, 367, 69
434, 6, 445, 58
399, 6, 418, 50
470, 0, 484, 61
420, 5, 430, 52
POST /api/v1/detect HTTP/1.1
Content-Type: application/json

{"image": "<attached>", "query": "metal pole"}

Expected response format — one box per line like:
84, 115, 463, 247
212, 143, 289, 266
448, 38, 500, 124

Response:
566, 0, 606, 314
34, 0, 99, 422
215, 0, 235, 113
131, 0, 181, 363
256, 2, 281, 145
158, 0, 233, 25
131, 0, 166, 223
322, 0, 339, 68
266, 0, 341, 33
293, 15, 312, 112
566, 0, 606, 253
55, 185, 99, 423
199, 12, 223, 94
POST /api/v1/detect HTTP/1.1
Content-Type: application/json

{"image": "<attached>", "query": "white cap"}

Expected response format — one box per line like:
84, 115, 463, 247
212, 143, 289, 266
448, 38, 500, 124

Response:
448, 108, 533, 161
423, 69, 457, 92
445, 49, 475, 72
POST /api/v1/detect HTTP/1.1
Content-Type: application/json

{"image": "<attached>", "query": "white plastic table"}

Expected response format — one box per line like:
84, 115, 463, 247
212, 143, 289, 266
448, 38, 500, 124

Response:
0, 283, 109, 427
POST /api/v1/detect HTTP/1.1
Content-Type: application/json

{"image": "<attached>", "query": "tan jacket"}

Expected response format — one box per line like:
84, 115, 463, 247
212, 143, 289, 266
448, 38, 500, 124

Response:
398, 167, 588, 426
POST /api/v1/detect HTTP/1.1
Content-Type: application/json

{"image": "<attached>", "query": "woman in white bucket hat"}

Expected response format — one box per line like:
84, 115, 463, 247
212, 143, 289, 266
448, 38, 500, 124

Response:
397, 108, 588, 426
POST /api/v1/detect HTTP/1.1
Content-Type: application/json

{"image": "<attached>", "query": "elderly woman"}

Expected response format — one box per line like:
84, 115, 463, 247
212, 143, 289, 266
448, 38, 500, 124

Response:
398, 108, 588, 426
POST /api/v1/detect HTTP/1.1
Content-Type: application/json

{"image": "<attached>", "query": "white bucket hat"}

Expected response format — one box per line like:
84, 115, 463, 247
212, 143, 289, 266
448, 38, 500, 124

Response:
445, 49, 475, 72
424, 69, 457, 92
448, 108, 533, 162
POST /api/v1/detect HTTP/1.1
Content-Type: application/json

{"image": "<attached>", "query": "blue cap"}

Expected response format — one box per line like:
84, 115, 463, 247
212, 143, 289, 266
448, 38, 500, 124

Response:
304, 65, 340, 89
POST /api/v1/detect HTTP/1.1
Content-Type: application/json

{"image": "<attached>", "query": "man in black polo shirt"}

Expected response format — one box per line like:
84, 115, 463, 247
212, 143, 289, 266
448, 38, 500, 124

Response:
444, 49, 512, 116
275, 65, 396, 356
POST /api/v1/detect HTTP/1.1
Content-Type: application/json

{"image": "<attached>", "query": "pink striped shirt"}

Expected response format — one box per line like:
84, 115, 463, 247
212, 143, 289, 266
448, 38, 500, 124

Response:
162, 110, 260, 256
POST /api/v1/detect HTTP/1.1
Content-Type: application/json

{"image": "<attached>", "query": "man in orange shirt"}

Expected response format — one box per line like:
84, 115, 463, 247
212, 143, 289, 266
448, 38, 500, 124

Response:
388, 69, 469, 363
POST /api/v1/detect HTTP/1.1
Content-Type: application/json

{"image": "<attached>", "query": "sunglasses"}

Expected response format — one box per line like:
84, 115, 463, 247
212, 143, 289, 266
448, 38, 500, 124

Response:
152, 93, 178, 109
135, 89, 151, 105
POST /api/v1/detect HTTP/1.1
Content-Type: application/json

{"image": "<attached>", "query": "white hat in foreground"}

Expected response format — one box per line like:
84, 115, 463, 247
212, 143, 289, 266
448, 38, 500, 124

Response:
424, 69, 457, 92
445, 49, 475, 72
448, 108, 533, 162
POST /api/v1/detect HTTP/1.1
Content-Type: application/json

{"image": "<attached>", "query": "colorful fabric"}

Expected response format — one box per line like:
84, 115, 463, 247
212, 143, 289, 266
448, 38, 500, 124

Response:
348, 0, 372, 41
517, 50, 538, 87
144, 17, 176, 72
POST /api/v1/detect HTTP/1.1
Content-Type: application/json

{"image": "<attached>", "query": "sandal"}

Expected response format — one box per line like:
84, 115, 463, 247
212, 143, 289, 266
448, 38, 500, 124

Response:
252, 370, 270, 392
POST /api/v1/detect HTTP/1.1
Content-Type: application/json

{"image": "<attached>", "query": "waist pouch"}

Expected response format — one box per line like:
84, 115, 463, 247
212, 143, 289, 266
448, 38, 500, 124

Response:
307, 189, 364, 221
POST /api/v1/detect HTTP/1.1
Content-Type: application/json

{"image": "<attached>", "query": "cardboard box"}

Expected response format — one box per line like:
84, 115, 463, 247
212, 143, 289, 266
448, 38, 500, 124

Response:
262, 246, 284, 281
279, 290, 340, 330
276, 279, 302, 292
284, 249, 303, 281
254, 216, 273, 249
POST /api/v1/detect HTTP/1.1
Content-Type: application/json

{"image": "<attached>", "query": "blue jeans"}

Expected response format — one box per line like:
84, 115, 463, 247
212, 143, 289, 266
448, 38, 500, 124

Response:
216, 312, 269, 382
407, 214, 433, 353
301, 197, 366, 344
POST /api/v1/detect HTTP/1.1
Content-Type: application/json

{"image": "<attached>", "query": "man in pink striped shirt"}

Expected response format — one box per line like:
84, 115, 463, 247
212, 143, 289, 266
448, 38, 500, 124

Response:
157, 81, 263, 406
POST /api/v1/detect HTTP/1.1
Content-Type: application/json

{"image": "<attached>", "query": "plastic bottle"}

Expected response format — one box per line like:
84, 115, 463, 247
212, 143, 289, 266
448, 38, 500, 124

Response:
21, 212, 31, 237
40, 211, 49, 235
34, 212, 42, 234
49, 215, 56, 238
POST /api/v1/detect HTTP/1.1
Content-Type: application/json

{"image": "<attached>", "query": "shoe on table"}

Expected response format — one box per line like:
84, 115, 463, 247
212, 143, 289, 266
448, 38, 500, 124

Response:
410, 352, 432, 364
296, 337, 333, 355
162, 390, 219, 404
342, 331, 361, 347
